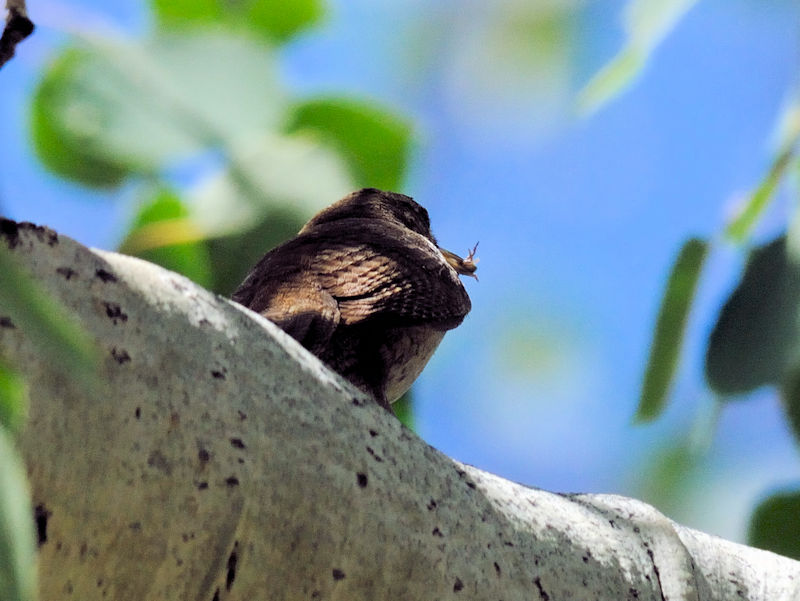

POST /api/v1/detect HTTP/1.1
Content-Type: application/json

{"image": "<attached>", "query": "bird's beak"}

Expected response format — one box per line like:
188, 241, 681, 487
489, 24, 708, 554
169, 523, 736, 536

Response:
440, 243, 479, 280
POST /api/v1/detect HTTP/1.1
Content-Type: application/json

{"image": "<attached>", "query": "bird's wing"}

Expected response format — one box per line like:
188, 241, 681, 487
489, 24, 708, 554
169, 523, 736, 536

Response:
305, 221, 471, 329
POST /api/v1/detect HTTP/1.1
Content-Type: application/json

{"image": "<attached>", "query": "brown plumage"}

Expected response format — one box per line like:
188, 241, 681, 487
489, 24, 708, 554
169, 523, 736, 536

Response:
232, 188, 476, 410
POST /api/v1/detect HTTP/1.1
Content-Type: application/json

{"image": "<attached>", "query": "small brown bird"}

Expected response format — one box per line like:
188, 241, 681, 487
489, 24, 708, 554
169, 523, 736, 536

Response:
232, 188, 477, 410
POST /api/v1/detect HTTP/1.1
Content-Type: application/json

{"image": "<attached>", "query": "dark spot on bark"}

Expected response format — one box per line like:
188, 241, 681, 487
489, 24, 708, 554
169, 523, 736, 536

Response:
432, 527, 443, 537
103, 302, 128, 324
453, 578, 463, 592
197, 481, 208, 490
198, 448, 210, 463
237, 410, 247, 420
629, 588, 639, 598
0, 316, 14, 328
366, 446, 383, 462
135, 407, 141, 419
237, 458, 244, 464
332, 569, 346, 581
230, 438, 245, 449
56, 266, 77, 280
225, 476, 239, 487
503, 541, 514, 547
368, 429, 378, 437
225, 541, 238, 590
0, 218, 20, 248
311, 591, 321, 599
534, 577, 550, 600
95, 269, 117, 283
129, 522, 141, 531
111, 347, 131, 364
494, 562, 501, 576
211, 588, 220, 601
427, 499, 437, 510
608, 519, 617, 528
198, 318, 211, 327
633, 525, 640, 534
34, 504, 50, 546
211, 370, 226, 380
351, 397, 363, 407
147, 450, 171, 475
356, 472, 368, 488
466, 481, 476, 489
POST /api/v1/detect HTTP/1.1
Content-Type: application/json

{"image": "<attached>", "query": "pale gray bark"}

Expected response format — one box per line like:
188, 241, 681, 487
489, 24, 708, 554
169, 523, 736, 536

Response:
1, 221, 798, 601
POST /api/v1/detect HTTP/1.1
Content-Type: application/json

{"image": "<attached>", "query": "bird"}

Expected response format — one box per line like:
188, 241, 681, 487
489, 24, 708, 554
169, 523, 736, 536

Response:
231, 188, 477, 410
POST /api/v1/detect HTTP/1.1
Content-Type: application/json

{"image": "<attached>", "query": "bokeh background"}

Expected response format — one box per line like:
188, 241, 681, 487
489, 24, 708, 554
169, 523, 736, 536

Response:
2, 0, 799, 548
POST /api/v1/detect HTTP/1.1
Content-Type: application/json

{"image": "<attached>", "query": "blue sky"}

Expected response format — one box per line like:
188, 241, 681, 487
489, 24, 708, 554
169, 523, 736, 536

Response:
2, 0, 799, 542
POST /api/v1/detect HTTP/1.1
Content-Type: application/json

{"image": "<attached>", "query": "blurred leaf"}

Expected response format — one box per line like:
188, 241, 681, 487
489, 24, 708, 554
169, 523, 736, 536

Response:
0, 426, 37, 601
208, 209, 304, 296
286, 98, 412, 190
748, 489, 800, 559
120, 189, 213, 288
188, 132, 353, 238
0, 241, 97, 387
781, 367, 800, 446
0, 360, 26, 433
151, 0, 324, 44
725, 149, 795, 243
578, 0, 699, 114
637, 238, 708, 421
31, 48, 131, 187
392, 392, 414, 431
31, 32, 287, 185
633, 439, 701, 519
727, 92, 800, 243
705, 235, 800, 395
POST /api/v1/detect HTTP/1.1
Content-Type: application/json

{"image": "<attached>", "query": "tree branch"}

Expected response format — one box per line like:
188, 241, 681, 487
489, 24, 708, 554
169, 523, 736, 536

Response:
1, 0, 34, 70
1, 220, 798, 600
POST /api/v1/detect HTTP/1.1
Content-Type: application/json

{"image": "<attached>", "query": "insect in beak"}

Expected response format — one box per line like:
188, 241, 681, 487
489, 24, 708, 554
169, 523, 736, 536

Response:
440, 242, 479, 280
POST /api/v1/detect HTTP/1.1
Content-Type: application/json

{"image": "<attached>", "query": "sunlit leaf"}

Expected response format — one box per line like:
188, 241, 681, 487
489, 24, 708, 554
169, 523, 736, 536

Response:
31, 32, 287, 184
151, 0, 324, 43
188, 132, 353, 238
31, 48, 130, 187
0, 239, 97, 387
632, 439, 701, 520
120, 189, 213, 288
286, 98, 412, 191
636, 238, 707, 421
577, 0, 699, 114
0, 360, 26, 434
725, 149, 795, 243
705, 235, 800, 395
748, 489, 800, 560
727, 95, 800, 243
0, 426, 37, 601
392, 392, 414, 431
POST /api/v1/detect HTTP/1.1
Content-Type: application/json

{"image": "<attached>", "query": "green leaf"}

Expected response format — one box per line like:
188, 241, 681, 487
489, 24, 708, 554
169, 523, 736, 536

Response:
748, 489, 800, 560
207, 209, 305, 296
725, 149, 794, 243
151, 0, 324, 44
31, 32, 287, 185
0, 360, 27, 434
286, 98, 412, 191
577, 0, 699, 115
0, 241, 97, 387
0, 426, 37, 601
188, 132, 353, 238
705, 235, 800, 395
392, 391, 414, 431
781, 367, 800, 447
636, 238, 708, 421
120, 189, 213, 288
31, 48, 131, 187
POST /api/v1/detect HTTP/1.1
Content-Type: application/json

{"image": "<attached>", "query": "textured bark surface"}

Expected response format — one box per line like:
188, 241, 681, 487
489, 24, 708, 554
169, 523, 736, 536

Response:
1, 221, 798, 601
